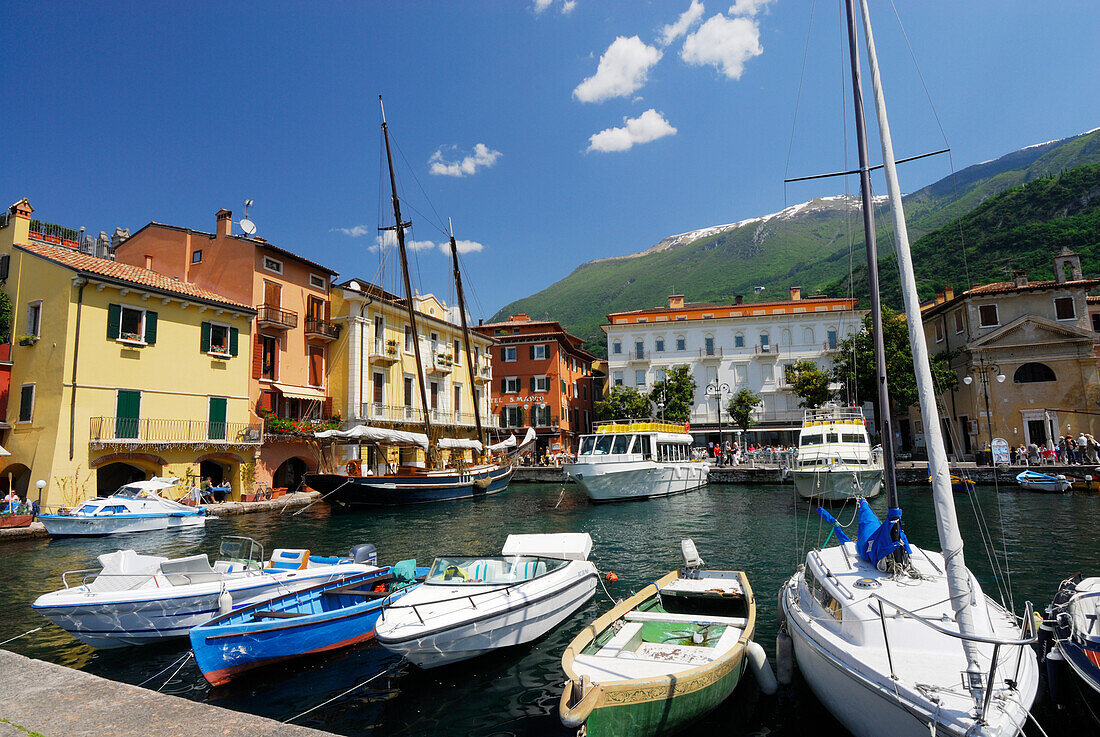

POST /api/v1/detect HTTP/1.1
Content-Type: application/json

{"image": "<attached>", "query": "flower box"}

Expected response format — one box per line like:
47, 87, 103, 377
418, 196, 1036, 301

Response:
240, 492, 258, 503
0, 514, 34, 528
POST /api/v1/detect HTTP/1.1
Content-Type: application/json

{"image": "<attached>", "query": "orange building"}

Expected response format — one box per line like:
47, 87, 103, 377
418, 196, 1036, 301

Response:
473, 314, 596, 457
115, 209, 341, 489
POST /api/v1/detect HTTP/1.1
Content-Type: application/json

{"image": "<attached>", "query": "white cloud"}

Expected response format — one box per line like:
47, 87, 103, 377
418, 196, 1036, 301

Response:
728, 0, 773, 17
561, 0, 576, 13
368, 231, 397, 252
429, 143, 502, 177
367, 233, 486, 255
408, 239, 437, 251
587, 109, 677, 153
331, 225, 371, 237
573, 36, 662, 103
448, 239, 484, 255
681, 14, 762, 79
660, 0, 705, 47
533, 0, 554, 12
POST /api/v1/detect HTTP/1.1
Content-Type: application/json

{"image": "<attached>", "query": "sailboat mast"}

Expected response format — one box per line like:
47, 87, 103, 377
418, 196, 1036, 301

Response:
854, 0, 983, 665
842, 0, 898, 510
380, 97, 434, 445
448, 219, 485, 447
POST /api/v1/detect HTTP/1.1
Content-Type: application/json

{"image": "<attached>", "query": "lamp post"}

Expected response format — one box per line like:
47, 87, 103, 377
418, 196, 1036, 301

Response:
706, 382, 731, 452
962, 355, 1005, 463
36, 479, 46, 507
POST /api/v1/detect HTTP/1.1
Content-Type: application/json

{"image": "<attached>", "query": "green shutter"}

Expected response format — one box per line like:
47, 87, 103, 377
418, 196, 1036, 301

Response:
208, 397, 227, 440
530, 376, 536, 392
144, 310, 158, 344
106, 303, 121, 340
115, 390, 141, 439
200, 321, 211, 352
229, 327, 239, 357
500, 378, 506, 393
529, 345, 534, 360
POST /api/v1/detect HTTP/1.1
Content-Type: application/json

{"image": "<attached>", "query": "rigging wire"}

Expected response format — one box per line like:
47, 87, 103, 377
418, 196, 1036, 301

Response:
782, 0, 818, 208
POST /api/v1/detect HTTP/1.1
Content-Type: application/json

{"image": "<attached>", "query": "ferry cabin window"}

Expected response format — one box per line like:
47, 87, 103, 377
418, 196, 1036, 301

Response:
638, 435, 651, 457
841, 433, 863, 443
800, 434, 823, 446
594, 434, 614, 454
579, 436, 596, 455
611, 434, 630, 454
826, 432, 838, 443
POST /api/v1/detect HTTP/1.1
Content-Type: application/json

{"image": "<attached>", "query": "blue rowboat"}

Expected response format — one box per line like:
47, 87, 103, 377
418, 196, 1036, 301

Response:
1016, 470, 1071, 493
189, 562, 425, 686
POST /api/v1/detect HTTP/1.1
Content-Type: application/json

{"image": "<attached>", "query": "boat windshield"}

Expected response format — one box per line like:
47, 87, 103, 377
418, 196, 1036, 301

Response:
77, 504, 99, 514
425, 555, 568, 585
579, 436, 596, 455
592, 434, 615, 455
801, 434, 823, 446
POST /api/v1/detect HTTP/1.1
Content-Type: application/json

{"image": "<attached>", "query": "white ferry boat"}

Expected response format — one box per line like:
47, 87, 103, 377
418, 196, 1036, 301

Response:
792, 406, 882, 501
565, 421, 708, 502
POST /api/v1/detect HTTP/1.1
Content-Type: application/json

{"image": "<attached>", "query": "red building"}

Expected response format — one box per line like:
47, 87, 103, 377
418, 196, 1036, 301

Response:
473, 314, 596, 457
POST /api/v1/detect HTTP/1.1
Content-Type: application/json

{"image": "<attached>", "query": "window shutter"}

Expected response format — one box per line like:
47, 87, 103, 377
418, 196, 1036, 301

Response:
530, 376, 536, 392
229, 327, 239, 357
529, 345, 534, 360
323, 396, 333, 418
252, 332, 262, 379
501, 378, 506, 393
106, 303, 121, 339
144, 311, 158, 344
200, 321, 211, 353
516, 406, 524, 425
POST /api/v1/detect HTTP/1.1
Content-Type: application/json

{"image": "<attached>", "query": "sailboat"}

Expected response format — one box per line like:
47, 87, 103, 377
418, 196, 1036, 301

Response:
778, 2, 1039, 736
304, 99, 519, 506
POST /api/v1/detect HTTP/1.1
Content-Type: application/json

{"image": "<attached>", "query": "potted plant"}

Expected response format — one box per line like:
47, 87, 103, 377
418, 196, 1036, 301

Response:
17, 334, 37, 346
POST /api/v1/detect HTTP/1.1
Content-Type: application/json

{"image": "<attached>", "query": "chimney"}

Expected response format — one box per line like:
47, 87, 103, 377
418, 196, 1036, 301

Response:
936, 292, 945, 305
734, 295, 743, 305
510, 313, 530, 322
789, 286, 801, 301
944, 285, 955, 301
216, 208, 233, 236
669, 295, 684, 309
9, 198, 33, 219
144, 254, 153, 270
1013, 268, 1028, 287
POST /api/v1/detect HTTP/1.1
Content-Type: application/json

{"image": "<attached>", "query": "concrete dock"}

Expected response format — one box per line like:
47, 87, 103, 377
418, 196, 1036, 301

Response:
0, 649, 335, 737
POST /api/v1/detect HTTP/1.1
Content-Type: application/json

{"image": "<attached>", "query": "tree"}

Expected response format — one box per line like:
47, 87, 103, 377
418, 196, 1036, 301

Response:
831, 306, 958, 437
0, 290, 11, 344
787, 360, 832, 408
726, 389, 762, 434
649, 365, 696, 423
594, 386, 651, 421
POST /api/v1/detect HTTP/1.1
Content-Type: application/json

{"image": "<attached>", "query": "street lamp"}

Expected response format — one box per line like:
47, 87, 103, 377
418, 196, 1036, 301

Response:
36, 479, 46, 507
706, 382, 732, 453
962, 355, 1005, 462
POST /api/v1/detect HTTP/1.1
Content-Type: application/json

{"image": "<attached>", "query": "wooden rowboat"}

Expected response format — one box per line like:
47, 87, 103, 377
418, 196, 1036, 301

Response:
560, 555, 757, 737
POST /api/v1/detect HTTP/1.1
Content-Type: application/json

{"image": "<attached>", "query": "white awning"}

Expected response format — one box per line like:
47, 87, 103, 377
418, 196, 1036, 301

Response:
273, 383, 327, 401
437, 437, 483, 451
315, 425, 429, 449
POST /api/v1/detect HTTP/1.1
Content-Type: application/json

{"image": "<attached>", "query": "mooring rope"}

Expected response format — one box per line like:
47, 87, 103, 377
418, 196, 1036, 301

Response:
0, 626, 42, 646
290, 478, 352, 516
135, 650, 193, 688
284, 659, 404, 724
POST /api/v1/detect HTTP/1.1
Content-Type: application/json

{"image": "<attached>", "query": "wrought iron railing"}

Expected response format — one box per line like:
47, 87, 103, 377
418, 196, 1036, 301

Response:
699, 347, 724, 358
359, 403, 499, 428
256, 304, 298, 329
305, 318, 341, 340
89, 417, 262, 444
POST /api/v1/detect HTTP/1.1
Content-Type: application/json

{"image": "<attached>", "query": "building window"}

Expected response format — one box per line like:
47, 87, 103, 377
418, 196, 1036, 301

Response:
404, 325, 413, 352
208, 397, 228, 440
309, 274, 326, 289
118, 305, 146, 343
704, 337, 715, 356
978, 304, 999, 327
760, 333, 770, 348
676, 337, 686, 351
203, 322, 236, 356
263, 256, 283, 274
17, 384, 34, 423
613, 371, 623, 387
25, 300, 42, 338
504, 346, 516, 362
734, 364, 748, 384
734, 333, 744, 348
656, 368, 666, 383
404, 376, 414, 407
934, 321, 944, 343
454, 339, 462, 364
192, 249, 203, 264
634, 341, 645, 359
373, 371, 384, 405
534, 375, 551, 392
1054, 297, 1076, 321
826, 329, 838, 349
503, 376, 520, 393
532, 344, 547, 360
261, 335, 278, 380
115, 389, 140, 438
635, 369, 646, 386
655, 338, 665, 352
308, 346, 324, 387
612, 341, 622, 355
1013, 363, 1056, 384
953, 310, 965, 334
1093, 313, 1100, 333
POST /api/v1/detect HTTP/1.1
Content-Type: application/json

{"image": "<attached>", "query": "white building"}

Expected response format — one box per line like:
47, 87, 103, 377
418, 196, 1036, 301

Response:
604, 289, 864, 440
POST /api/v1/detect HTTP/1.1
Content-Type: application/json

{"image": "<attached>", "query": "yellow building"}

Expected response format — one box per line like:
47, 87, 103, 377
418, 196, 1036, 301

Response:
327, 279, 497, 467
0, 199, 259, 505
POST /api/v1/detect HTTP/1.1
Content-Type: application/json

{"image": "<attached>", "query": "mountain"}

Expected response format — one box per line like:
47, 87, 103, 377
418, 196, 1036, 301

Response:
492, 127, 1100, 358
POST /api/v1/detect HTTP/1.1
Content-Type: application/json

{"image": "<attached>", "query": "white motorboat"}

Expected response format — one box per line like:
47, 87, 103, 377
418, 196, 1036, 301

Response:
778, 1, 1038, 735
37, 478, 206, 537
792, 406, 882, 501
565, 421, 708, 502
375, 533, 597, 668
32, 536, 378, 648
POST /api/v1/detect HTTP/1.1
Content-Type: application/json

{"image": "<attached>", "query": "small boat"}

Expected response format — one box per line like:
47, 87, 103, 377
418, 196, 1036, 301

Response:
190, 561, 428, 686
37, 478, 205, 536
792, 405, 882, 501
560, 541, 764, 737
1069, 475, 1100, 492
375, 533, 597, 668
33, 536, 378, 648
927, 474, 976, 494
1016, 469, 1071, 493
1043, 575, 1100, 718
565, 421, 709, 502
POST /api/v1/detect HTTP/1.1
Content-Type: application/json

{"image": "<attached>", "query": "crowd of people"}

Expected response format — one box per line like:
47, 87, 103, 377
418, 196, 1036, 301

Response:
1015, 433, 1100, 466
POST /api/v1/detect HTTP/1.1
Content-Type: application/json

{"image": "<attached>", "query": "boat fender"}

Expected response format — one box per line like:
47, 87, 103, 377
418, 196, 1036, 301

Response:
1036, 616, 1053, 662
560, 675, 599, 728
1045, 647, 1070, 707
474, 477, 492, 490
747, 640, 778, 695
775, 632, 794, 686
217, 587, 233, 615
604, 571, 618, 582
775, 591, 787, 630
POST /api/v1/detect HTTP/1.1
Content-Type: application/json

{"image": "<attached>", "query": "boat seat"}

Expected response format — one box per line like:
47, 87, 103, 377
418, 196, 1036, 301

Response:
327, 576, 395, 598
159, 554, 222, 585
252, 609, 307, 620
594, 622, 644, 657
87, 550, 168, 592
623, 611, 749, 628
267, 549, 311, 570
470, 560, 504, 582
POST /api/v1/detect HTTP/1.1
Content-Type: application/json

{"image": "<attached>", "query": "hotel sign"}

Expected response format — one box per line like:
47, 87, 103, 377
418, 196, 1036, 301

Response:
491, 395, 545, 405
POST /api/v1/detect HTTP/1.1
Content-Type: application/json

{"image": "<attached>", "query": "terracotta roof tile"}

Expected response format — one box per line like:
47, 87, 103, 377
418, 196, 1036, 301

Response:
17, 241, 254, 311
922, 278, 1100, 316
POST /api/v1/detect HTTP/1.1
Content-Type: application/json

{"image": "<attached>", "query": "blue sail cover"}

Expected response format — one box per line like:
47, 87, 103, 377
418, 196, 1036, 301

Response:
816, 506, 853, 544
856, 500, 911, 565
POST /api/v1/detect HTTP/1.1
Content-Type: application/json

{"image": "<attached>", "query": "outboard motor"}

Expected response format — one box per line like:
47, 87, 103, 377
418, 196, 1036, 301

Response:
349, 543, 378, 566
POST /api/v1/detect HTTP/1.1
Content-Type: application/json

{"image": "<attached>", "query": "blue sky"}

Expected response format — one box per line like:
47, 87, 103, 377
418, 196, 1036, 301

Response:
3, 1, 1098, 319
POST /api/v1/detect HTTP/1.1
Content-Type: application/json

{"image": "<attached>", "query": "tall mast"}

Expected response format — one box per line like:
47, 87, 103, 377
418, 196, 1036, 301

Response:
379, 96, 433, 447
448, 218, 485, 447
854, 0, 982, 668
841, 0, 898, 512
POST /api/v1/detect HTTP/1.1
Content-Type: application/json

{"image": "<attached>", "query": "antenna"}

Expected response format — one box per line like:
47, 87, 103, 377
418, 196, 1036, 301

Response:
239, 199, 256, 237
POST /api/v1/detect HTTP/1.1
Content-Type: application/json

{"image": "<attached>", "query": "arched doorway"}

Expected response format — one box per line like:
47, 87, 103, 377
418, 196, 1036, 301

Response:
97, 463, 148, 496
0, 464, 32, 499
273, 457, 309, 491
199, 460, 227, 487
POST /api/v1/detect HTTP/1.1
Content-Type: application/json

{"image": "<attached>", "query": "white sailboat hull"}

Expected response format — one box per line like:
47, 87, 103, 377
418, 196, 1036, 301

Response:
565, 461, 708, 502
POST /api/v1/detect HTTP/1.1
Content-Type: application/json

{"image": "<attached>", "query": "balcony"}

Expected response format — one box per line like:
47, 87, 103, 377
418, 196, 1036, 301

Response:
256, 304, 298, 330
427, 351, 455, 375
473, 360, 493, 383
305, 318, 341, 341
627, 350, 650, 364
822, 341, 840, 353
699, 347, 724, 361
754, 344, 778, 357
89, 417, 263, 447
369, 338, 401, 365
359, 403, 499, 429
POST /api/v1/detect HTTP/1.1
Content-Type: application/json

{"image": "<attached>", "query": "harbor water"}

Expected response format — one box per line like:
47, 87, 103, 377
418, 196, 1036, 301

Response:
1, 482, 1094, 736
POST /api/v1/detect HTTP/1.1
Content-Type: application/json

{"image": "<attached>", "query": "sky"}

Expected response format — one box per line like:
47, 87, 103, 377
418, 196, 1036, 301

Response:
3, 1, 1099, 321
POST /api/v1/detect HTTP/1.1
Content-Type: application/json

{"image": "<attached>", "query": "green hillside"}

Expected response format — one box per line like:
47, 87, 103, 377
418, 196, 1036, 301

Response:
492, 128, 1100, 358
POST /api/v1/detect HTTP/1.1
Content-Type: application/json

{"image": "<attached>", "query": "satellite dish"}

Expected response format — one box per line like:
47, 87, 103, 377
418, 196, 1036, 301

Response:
239, 218, 257, 237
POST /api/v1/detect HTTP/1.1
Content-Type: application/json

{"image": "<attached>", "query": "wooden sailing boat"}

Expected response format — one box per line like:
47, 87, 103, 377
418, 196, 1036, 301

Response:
778, 2, 1038, 735
305, 99, 516, 506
